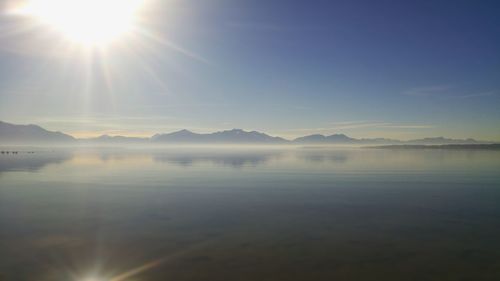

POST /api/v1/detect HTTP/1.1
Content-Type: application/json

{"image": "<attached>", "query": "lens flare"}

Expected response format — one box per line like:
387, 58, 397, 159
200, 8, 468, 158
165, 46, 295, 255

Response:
12, 0, 143, 46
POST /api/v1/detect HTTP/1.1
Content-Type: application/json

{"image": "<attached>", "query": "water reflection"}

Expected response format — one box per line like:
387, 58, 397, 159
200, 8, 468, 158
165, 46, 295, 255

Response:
153, 150, 283, 168
0, 151, 72, 174
1, 147, 500, 280
296, 149, 349, 164
1, 148, 499, 175
1, 148, 499, 178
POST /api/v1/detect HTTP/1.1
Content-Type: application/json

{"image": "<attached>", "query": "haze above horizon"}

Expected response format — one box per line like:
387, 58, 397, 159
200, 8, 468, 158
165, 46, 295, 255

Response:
0, 0, 499, 141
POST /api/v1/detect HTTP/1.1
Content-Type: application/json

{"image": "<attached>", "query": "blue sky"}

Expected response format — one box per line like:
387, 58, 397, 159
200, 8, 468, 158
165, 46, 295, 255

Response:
0, 0, 499, 140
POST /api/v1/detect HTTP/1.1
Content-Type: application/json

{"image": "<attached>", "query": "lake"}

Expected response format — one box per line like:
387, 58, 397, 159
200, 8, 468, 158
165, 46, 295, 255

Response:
1, 147, 500, 281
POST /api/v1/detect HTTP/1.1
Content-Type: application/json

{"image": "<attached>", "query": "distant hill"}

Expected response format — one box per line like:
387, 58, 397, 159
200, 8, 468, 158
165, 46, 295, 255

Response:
370, 144, 500, 150
152, 129, 205, 143
0, 121, 75, 144
356, 138, 402, 144
293, 134, 355, 144
293, 134, 401, 145
406, 137, 485, 145
80, 135, 149, 144
152, 129, 288, 144
293, 134, 485, 145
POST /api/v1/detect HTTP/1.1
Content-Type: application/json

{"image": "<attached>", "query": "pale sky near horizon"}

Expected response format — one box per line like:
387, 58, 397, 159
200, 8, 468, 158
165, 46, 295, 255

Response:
0, 0, 499, 140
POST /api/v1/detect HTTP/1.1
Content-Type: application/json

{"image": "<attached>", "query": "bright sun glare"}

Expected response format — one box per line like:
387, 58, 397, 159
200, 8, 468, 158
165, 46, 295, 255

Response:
14, 0, 143, 46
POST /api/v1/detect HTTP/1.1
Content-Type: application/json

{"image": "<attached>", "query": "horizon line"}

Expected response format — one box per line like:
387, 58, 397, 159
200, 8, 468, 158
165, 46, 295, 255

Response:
1, 120, 497, 143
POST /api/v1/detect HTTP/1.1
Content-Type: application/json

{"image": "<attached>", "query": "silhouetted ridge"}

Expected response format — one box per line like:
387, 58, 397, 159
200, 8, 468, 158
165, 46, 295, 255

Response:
292, 134, 486, 145
0, 121, 75, 144
406, 137, 482, 145
83, 135, 149, 143
293, 134, 355, 143
152, 128, 287, 143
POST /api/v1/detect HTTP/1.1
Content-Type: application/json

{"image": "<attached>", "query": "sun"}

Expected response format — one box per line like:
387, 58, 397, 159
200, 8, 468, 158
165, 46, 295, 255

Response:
13, 0, 144, 47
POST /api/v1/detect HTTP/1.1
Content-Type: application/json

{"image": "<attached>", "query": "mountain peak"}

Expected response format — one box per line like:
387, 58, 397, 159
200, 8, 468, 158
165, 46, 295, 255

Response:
151, 128, 287, 143
219, 128, 245, 134
0, 120, 75, 144
166, 129, 197, 136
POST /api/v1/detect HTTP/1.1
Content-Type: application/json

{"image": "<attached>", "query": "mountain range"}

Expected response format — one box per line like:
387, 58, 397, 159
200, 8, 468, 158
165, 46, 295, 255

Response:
151, 129, 287, 144
0, 121, 494, 145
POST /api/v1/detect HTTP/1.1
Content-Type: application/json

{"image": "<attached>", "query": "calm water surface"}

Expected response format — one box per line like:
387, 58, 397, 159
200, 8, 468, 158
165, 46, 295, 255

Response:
1, 147, 500, 281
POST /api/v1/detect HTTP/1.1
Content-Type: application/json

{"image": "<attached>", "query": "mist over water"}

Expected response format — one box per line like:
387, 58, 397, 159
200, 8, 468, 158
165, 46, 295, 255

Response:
1, 147, 500, 281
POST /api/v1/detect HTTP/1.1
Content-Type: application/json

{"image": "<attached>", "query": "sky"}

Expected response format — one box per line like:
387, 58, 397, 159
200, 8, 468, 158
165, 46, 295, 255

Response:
0, 0, 499, 140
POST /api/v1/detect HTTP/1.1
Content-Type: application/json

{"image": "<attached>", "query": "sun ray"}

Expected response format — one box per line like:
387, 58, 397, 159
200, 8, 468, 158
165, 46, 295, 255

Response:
134, 27, 210, 64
